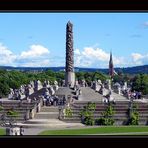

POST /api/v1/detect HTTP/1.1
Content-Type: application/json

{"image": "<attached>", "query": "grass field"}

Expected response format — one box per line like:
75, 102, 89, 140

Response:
0, 129, 6, 135
39, 126, 148, 135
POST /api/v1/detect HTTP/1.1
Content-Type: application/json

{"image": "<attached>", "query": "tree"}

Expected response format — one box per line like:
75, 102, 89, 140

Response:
45, 70, 55, 77
75, 72, 85, 81
93, 71, 109, 83
132, 74, 148, 95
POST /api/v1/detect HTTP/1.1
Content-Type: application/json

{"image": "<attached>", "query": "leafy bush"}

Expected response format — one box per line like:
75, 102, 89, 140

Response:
87, 102, 96, 111
80, 102, 96, 126
129, 112, 139, 125
96, 117, 115, 126
85, 117, 95, 126
96, 104, 115, 126
128, 103, 139, 125
7, 110, 19, 117
65, 108, 73, 118
0, 106, 3, 111
102, 104, 115, 117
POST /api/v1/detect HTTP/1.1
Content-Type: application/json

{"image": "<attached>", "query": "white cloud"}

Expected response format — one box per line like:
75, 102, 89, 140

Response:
0, 43, 16, 66
131, 53, 143, 62
74, 47, 125, 68
20, 44, 50, 59
82, 47, 109, 61
15, 44, 51, 67
0, 42, 147, 68
74, 48, 81, 55
0, 43, 51, 67
131, 52, 148, 65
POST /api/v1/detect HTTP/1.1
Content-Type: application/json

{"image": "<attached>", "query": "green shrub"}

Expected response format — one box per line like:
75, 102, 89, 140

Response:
129, 112, 139, 125
85, 117, 95, 126
7, 110, 19, 117
102, 105, 115, 117
80, 102, 96, 126
128, 103, 139, 125
87, 102, 96, 111
96, 117, 115, 126
96, 104, 115, 126
0, 106, 3, 111
65, 108, 73, 118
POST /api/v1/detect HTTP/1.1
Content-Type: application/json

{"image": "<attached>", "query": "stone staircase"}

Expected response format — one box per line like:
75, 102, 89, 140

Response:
79, 87, 128, 102
18, 106, 84, 128
0, 100, 37, 122
79, 87, 103, 101
62, 100, 148, 125
34, 106, 59, 119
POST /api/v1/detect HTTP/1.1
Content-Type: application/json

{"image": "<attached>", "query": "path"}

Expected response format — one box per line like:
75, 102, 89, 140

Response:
79, 87, 103, 101
16, 106, 84, 135
79, 87, 128, 102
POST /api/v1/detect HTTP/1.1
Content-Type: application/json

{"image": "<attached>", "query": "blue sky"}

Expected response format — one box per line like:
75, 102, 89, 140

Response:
0, 13, 148, 68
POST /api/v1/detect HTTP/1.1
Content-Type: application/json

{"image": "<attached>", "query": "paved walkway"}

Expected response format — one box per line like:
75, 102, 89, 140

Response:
14, 116, 85, 135
79, 87, 103, 101
79, 87, 129, 102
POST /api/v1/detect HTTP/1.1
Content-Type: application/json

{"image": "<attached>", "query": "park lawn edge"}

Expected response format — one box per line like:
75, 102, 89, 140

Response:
0, 128, 6, 135
38, 126, 148, 135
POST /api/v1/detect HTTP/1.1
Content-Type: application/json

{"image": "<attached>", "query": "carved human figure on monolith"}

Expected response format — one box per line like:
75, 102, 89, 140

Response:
65, 21, 75, 88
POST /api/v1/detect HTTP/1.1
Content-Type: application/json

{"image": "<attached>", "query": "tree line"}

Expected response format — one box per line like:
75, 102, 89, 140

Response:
0, 69, 148, 97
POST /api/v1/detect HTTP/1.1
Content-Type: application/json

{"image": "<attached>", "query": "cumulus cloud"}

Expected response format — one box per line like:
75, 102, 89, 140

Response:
131, 53, 144, 62
0, 43, 16, 66
0, 42, 147, 68
131, 52, 148, 65
75, 48, 81, 55
20, 44, 50, 59
17, 44, 51, 67
0, 43, 51, 67
74, 47, 125, 68
81, 47, 109, 61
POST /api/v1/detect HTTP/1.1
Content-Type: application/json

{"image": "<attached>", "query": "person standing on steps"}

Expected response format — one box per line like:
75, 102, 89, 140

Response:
20, 126, 24, 136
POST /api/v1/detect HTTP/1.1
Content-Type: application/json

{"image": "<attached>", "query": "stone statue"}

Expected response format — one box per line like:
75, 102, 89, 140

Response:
81, 79, 86, 87
54, 80, 58, 85
34, 80, 43, 91
8, 88, 14, 99
106, 79, 111, 90
49, 86, 55, 96
122, 81, 127, 91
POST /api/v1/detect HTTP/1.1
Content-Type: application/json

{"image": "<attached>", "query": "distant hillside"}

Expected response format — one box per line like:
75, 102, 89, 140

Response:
0, 65, 148, 74
114, 65, 148, 74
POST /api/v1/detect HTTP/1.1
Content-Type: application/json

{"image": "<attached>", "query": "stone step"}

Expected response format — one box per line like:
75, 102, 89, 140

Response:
61, 119, 81, 123
17, 122, 85, 128
20, 118, 85, 128
24, 119, 63, 124
40, 106, 59, 112
34, 113, 59, 119
72, 103, 130, 106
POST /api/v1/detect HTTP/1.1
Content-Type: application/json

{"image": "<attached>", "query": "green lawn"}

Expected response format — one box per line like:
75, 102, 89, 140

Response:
39, 126, 148, 135
0, 128, 6, 135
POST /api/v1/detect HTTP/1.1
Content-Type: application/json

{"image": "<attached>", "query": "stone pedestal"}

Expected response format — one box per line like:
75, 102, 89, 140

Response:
65, 72, 75, 88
